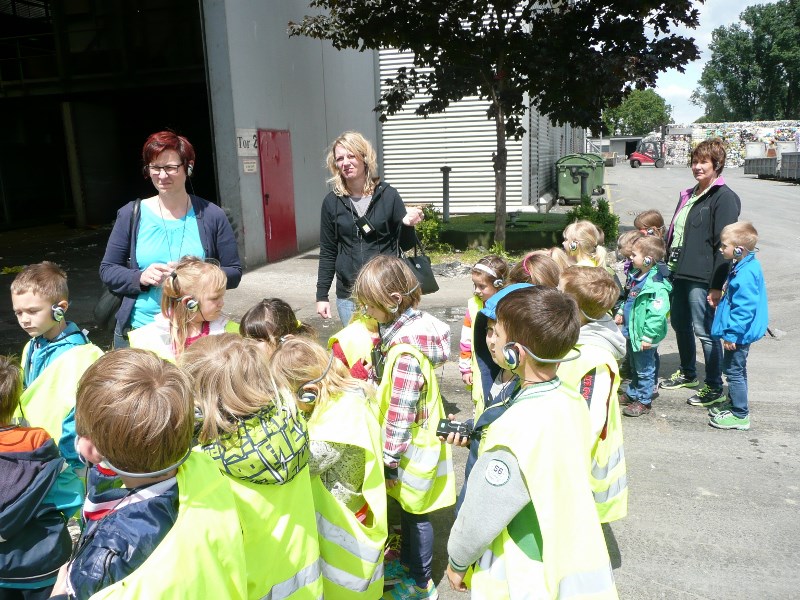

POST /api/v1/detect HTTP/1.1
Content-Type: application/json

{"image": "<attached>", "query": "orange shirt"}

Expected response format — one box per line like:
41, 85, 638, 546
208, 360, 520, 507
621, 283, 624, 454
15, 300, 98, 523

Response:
0, 426, 51, 453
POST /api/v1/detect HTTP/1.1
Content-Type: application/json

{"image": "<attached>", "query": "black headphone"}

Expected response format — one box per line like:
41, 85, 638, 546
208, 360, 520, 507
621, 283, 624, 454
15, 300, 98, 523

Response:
568, 240, 579, 252
51, 304, 65, 322
643, 256, 653, 268
733, 246, 744, 259
298, 352, 335, 404
178, 295, 199, 313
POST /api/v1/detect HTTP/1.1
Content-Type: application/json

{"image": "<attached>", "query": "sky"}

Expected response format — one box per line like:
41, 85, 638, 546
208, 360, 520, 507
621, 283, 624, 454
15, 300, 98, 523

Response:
655, 0, 779, 124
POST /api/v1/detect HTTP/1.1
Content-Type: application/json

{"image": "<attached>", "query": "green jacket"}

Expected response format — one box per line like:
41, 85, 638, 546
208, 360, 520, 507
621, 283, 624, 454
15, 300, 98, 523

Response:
629, 269, 672, 352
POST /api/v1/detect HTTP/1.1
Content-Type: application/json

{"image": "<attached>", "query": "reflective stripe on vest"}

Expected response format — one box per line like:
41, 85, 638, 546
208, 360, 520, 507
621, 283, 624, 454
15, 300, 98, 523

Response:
261, 560, 323, 600
593, 473, 628, 504
316, 513, 382, 565
592, 445, 624, 480
557, 564, 616, 599
318, 556, 384, 594
396, 452, 453, 493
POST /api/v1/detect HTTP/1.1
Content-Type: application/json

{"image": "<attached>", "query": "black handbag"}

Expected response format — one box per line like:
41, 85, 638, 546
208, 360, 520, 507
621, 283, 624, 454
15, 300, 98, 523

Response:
400, 231, 439, 295
94, 199, 140, 330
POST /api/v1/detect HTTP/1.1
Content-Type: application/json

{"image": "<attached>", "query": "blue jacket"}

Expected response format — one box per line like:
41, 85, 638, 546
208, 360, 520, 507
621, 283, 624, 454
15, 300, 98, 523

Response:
711, 253, 768, 345
99, 195, 242, 332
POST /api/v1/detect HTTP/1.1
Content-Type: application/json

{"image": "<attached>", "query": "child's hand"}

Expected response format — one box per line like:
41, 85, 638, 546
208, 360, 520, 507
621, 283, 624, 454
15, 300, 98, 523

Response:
461, 372, 473, 386
51, 563, 69, 596
438, 414, 470, 447
614, 314, 623, 325
446, 565, 468, 592
641, 341, 652, 350
707, 289, 722, 307
723, 340, 737, 351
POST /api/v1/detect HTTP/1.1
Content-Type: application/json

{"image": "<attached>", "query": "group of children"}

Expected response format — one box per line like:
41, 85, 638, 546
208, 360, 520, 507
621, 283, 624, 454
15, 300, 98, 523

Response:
1, 206, 767, 599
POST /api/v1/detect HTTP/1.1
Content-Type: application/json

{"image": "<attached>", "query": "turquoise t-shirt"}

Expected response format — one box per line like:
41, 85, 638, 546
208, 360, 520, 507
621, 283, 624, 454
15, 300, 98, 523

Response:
131, 203, 204, 329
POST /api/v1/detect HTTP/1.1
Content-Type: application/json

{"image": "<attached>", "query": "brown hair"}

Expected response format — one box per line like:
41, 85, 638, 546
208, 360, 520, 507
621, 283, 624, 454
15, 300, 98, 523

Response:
617, 230, 644, 256
0, 355, 22, 425
472, 255, 510, 287
691, 138, 727, 174
326, 131, 380, 197
240, 298, 316, 350
10, 262, 68, 304
76, 349, 193, 473
633, 210, 665, 237
352, 255, 421, 316
179, 333, 287, 443
496, 286, 580, 363
633, 236, 666, 263
161, 256, 227, 356
721, 221, 758, 251
559, 267, 619, 320
508, 252, 561, 287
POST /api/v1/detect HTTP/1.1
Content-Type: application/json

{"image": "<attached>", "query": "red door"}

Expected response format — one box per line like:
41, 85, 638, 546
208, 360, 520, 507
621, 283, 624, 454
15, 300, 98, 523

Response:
258, 130, 298, 262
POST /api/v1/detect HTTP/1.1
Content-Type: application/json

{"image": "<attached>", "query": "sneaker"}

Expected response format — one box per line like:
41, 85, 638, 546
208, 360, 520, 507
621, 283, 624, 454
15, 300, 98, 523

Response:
708, 399, 733, 416
618, 391, 635, 406
622, 400, 651, 417
384, 559, 409, 586
383, 578, 438, 600
687, 385, 725, 407
660, 370, 699, 389
709, 410, 750, 430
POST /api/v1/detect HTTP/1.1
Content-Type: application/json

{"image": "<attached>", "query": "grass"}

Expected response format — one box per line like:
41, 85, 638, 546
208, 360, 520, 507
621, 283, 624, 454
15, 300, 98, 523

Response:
428, 247, 527, 265
442, 212, 567, 232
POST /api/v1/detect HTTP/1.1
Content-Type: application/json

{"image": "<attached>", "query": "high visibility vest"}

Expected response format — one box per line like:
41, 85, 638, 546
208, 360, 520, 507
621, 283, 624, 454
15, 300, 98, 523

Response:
558, 344, 628, 522
308, 390, 387, 599
466, 295, 486, 418
327, 315, 378, 368
128, 318, 239, 362
223, 464, 323, 600
470, 383, 618, 600
377, 344, 456, 514
89, 452, 248, 599
16, 343, 104, 444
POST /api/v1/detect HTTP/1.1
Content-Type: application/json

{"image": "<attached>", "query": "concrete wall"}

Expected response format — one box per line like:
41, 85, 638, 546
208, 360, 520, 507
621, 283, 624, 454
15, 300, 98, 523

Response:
202, 0, 380, 268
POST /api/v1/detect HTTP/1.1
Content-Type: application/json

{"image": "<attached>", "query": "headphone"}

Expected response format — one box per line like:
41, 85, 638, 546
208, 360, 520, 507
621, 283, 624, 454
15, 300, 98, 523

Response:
502, 342, 581, 370
187, 164, 194, 177
473, 263, 503, 288
178, 295, 199, 313
51, 304, 66, 322
568, 240, 579, 252
733, 246, 744, 259
643, 256, 653, 268
298, 352, 335, 405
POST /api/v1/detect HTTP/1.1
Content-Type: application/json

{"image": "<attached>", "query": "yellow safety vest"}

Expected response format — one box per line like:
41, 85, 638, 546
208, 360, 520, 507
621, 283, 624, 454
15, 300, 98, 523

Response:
470, 382, 618, 600
466, 295, 486, 418
89, 452, 248, 599
16, 343, 104, 444
377, 344, 456, 514
327, 315, 379, 369
128, 319, 239, 362
558, 343, 628, 522
308, 390, 387, 599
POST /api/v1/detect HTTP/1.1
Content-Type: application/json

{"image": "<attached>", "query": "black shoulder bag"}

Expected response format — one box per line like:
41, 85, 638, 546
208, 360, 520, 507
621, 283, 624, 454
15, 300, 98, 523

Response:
399, 228, 439, 295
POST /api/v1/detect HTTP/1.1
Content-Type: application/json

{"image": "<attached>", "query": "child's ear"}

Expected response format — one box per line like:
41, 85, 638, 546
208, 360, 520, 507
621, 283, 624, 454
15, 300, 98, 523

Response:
77, 437, 104, 465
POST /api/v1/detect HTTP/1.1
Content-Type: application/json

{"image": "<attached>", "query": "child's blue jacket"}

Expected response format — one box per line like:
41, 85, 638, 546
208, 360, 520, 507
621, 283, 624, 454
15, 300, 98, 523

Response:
711, 253, 768, 345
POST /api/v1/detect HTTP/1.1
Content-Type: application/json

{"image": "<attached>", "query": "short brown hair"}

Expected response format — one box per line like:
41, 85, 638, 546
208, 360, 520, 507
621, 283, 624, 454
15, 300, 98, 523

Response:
240, 298, 316, 349
721, 221, 758, 251
633, 236, 666, 263
76, 349, 193, 473
0, 355, 22, 425
10, 262, 68, 305
560, 267, 619, 319
691, 138, 727, 174
617, 230, 644, 256
508, 253, 560, 287
496, 286, 580, 362
352, 255, 421, 315
633, 210, 665, 236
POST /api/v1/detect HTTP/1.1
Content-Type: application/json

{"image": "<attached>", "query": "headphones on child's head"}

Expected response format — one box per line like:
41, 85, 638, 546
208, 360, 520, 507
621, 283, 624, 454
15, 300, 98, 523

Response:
298, 352, 335, 405
733, 246, 744, 259
178, 295, 199, 313
51, 304, 66, 322
568, 240, 579, 252
473, 263, 504, 288
643, 256, 653, 268
502, 341, 582, 370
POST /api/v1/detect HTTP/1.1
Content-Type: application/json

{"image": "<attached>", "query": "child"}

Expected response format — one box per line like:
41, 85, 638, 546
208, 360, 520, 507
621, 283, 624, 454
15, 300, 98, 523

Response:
618, 236, 672, 417
558, 267, 628, 522
352, 255, 453, 600
445, 286, 617, 599
53, 349, 248, 599
128, 256, 238, 360
563, 220, 608, 268
180, 334, 323, 599
10, 261, 104, 478
459, 256, 508, 412
240, 297, 316, 356
706, 222, 768, 430
614, 230, 645, 380
634, 209, 666, 239
507, 252, 561, 287
0, 356, 81, 599
271, 337, 388, 598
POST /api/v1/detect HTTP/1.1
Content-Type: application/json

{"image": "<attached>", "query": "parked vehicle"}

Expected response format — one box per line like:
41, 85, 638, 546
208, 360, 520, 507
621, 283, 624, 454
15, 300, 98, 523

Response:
629, 140, 665, 168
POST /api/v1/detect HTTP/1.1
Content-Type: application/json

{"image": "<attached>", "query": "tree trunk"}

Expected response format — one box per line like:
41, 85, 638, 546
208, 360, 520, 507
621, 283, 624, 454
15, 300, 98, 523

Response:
493, 103, 508, 249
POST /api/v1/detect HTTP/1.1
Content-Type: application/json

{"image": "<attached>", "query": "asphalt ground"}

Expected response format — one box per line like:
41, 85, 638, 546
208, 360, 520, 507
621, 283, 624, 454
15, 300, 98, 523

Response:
0, 165, 798, 598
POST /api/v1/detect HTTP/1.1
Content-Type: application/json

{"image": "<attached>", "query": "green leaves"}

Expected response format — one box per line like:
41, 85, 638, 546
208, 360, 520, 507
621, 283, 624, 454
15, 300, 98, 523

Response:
603, 89, 672, 137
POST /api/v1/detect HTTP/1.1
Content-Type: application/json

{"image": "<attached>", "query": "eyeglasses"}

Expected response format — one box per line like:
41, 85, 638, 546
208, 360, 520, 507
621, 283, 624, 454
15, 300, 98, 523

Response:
148, 164, 182, 175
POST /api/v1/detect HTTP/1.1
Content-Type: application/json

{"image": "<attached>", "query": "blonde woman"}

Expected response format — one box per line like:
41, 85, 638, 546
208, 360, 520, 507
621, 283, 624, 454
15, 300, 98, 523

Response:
316, 131, 423, 326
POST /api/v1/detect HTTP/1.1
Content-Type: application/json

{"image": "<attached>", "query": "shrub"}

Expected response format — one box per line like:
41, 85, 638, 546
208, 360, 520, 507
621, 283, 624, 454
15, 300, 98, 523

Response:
565, 196, 619, 244
417, 205, 445, 249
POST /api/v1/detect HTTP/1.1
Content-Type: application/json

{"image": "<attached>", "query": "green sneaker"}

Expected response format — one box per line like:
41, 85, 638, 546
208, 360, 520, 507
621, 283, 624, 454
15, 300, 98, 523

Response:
708, 399, 733, 416
687, 385, 725, 407
383, 577, 439, 600
709, 410, 750, 430
660, 370, 699, 390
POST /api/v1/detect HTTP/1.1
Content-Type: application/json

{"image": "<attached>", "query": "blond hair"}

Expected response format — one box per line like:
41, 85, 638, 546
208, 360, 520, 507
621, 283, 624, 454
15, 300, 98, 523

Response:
326, 131, 380, 197
10, 262, 68, 304
617, 230, 644, 256
161, 256, 227, 355
560, 266, 619, 319
76, 349, 193, 473
633, 236, 666, 263
179, 333, 289, 443
508, 252, 560, 287
721, 221, 758, 251
563, 220, 608, 267
352, 255, 421, 316
0, 355, 22, 424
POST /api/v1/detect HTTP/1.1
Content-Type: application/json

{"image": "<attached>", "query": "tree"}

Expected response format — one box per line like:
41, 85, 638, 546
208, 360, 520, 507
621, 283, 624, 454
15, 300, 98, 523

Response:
692, 0, 800, 121
290, 1, 700, 246
603, 89, 672, 136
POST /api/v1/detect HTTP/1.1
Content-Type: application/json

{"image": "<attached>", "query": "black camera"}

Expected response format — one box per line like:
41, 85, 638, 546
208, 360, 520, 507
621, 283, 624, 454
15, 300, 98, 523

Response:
371, 347, 386, 381
436, 418, 472, 438
668, 246, 682, 263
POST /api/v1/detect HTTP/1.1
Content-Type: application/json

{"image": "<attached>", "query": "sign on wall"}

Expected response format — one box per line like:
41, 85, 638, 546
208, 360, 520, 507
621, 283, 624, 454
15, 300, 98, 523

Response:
236, 128, 258, 156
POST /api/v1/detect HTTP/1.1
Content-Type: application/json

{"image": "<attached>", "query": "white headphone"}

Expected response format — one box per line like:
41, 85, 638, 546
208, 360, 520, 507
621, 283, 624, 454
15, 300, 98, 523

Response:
473, 263, 503, 288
